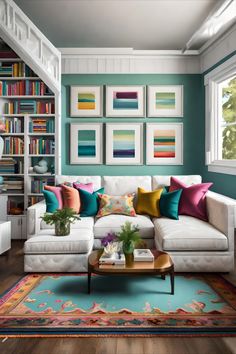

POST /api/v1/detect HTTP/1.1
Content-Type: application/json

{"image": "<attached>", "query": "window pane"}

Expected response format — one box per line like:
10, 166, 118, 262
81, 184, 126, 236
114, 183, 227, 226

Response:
221, 76, 236, 124
222, 124, 236, 160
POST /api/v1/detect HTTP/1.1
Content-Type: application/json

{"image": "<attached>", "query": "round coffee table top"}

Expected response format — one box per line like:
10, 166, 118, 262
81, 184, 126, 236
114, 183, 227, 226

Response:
88, 249, 174, 275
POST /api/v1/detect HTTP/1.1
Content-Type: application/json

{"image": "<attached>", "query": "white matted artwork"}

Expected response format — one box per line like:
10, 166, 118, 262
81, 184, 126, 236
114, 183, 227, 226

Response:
70, 86, 103, 117
146, 123, 183, 165
106, 123, 143, 165
106, 86, 145, 117
148, 85, 183, 117
70, 123, 103, 164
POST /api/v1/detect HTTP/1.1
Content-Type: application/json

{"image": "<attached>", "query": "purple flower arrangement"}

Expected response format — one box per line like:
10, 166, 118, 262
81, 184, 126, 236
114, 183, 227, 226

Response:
101, 232, 118, 247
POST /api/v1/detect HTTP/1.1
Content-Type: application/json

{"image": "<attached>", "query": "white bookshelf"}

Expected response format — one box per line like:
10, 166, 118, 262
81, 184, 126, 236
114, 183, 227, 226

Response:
0, 49, 59, 224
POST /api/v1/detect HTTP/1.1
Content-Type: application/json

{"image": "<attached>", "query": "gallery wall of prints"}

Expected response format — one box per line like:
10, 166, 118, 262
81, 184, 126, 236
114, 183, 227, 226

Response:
69, 85, 183, 166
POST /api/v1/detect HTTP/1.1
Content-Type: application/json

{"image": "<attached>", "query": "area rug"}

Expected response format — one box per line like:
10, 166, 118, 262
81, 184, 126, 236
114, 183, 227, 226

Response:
0, 273, 236, 337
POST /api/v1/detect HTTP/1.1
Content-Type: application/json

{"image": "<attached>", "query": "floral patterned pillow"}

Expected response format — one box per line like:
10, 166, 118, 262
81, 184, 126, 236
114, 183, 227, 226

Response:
97, 193, 136, 218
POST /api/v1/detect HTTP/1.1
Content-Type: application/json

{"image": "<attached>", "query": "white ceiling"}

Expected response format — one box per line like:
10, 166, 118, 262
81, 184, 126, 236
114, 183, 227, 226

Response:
14, 0, 220, 50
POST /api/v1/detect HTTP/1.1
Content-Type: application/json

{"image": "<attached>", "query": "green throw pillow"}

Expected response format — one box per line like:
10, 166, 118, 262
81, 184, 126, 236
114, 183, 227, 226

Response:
79, 187, 104, 217
159, 189, 182, 220
43, 189, 59, 213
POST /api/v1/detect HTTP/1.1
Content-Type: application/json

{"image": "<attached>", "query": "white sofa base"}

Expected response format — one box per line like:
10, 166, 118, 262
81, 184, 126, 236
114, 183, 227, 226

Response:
168, 252, 234, 272
24, 247, 92, 272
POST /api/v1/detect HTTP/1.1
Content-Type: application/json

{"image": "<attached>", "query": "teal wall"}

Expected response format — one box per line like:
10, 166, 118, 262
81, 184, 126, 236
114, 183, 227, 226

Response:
62, 74, 203, 176
201, 50, 236, 199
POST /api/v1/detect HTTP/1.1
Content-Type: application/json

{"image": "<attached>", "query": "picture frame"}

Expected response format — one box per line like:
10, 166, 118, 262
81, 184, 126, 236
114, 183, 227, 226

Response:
70, 85, 103, 117
106, 85, 145, 117
70, 123, 103, 164
146, 123, 183, 165
106, 123, 143, 165
147, 85, 183, 117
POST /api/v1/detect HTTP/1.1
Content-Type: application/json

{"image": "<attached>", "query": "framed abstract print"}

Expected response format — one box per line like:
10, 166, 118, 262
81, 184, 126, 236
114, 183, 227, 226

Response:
147, 85, 183, 117
106, 86, 145, 117
146, 123, 183, 165
70, 123, 103, 164
70, 86, 103, 117
106, 123, 143, 165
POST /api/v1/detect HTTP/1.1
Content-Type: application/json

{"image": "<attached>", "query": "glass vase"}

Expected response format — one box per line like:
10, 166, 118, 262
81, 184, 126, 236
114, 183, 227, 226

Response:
123, 241, 134, 266
55, 221, 70, 236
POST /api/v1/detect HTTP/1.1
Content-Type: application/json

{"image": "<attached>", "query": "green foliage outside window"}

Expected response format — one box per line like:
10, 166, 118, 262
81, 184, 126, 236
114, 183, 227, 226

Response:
222, 77, 236, 159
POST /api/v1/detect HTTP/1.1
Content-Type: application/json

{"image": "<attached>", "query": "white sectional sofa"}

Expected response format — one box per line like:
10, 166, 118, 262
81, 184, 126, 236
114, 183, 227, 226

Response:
24, 175, 236, 273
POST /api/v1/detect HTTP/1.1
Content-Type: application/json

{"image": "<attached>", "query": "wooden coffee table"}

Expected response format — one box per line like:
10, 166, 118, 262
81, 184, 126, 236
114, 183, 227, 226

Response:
88, 249, 175, 295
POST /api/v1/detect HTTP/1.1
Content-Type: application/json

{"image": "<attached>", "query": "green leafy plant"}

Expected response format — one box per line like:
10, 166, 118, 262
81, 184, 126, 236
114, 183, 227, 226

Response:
41, 207, 80, 236
117, 221, 141, 254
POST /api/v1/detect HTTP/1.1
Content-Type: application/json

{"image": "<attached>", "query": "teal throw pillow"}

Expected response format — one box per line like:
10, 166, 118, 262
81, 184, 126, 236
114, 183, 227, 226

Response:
79, 187, 104, 217
43, 189, 59, 213
159, 189, 182, 220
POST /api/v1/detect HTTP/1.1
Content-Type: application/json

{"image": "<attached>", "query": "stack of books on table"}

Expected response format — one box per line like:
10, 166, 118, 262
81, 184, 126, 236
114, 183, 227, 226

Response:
134, 249, 154, 262
99, 252, 125, 265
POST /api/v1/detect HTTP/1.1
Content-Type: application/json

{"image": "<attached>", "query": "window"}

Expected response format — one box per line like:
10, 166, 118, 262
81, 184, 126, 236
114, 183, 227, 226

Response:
205, 55, 236, 175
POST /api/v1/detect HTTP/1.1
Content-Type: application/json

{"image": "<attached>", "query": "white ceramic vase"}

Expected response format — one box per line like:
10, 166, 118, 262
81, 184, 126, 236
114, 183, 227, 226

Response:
0, 136, 4, 158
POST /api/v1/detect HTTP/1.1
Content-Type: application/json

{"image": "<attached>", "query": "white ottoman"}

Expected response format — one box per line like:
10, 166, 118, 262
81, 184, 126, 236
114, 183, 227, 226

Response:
24, 229, 93, 272
0, 221, 11, 255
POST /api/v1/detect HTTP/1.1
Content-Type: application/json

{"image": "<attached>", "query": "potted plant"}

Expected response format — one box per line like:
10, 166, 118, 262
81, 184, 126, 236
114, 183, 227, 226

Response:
117, 221, 141, 265
41, 207, 80, 236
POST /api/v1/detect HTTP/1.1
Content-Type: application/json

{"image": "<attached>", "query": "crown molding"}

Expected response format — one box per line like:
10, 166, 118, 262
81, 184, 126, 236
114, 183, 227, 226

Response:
60, 48, 200, 74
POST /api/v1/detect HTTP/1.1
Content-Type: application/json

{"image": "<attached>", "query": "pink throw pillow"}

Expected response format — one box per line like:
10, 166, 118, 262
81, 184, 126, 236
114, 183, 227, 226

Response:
44, 185, 63, 209
169, 177, 213, 221
73, 182, 94, 194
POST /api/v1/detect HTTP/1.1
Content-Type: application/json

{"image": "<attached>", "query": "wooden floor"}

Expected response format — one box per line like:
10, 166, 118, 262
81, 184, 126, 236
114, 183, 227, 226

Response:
0, 241, 236, 354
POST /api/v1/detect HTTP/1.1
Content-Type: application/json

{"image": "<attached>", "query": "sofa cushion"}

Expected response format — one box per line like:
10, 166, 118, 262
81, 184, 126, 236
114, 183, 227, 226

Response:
40, 216, 94, 230
103, 176, 151, 206
136, 187, 163, 217
24, 229, 93, 254
152, 175, 202, 190
153, 215, 228, 251
94, 214, 154, 239
56, 176, 101, 191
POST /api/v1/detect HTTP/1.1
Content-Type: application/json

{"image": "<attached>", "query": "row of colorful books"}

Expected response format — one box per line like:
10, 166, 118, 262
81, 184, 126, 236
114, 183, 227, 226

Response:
4, 101, 55, 114
31, 177, 54, 193
0, 80, 53, 96
3, 137, 24, 155
29, 138, 55, 155
29, 119, 55, 133
1, 117, 23, 133
28, 196, 44, 206
0, 62, 36, 77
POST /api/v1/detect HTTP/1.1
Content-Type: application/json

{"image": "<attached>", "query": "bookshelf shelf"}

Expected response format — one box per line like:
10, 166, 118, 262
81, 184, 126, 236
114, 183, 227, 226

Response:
28, 133, 55, 136
0, 77, 40, 80
2, 154, 24, 157
28, 193, 43, 196
1, 95, 54, 99
28, 173, 55, 177
0, 174, 24, 176
2, 133, 24, 136
28, 154, 55, 157
0, 58, 23, 62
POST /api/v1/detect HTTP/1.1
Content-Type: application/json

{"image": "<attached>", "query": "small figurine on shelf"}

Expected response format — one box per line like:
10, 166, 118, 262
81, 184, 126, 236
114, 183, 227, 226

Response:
33, 159, 48, 174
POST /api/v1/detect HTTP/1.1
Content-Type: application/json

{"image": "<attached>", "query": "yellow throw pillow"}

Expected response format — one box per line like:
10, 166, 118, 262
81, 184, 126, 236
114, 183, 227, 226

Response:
136, 187, 163, 217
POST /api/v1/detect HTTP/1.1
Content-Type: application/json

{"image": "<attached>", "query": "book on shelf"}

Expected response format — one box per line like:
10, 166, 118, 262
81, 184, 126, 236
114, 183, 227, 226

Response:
0, 80, 53, 96
99, 252, 125, 265
0, 62, 36, 77
28, 196, 44, 206
0, 158, 16, 173
29, 138, 55, 155
3, 136, 24, 154
31, 177, 54, 193
29, 119, 54, 133
2, 177, 24, 192
133, 249, 154, 262
4, 101, 55, 114
1, 117, 23, 133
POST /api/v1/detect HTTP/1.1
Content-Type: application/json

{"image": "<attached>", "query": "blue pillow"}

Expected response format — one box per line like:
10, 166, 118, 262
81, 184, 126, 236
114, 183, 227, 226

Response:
159, 189, 182, 220
79, 187, 104, 217
43, 189, 59, 213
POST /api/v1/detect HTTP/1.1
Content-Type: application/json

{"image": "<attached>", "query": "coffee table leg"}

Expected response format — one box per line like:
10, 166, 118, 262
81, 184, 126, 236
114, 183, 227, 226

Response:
88, 272, 91, 294
170, 270, 174, 295
161, 274, 166, 280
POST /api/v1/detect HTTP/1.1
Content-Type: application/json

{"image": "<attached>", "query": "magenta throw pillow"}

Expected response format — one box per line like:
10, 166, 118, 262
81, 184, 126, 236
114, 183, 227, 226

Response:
169, 177, 213, 221
73, 182, 94, 194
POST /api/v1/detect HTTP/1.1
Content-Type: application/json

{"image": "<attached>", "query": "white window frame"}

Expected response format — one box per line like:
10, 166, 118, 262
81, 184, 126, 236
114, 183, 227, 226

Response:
204, 54, 236, 175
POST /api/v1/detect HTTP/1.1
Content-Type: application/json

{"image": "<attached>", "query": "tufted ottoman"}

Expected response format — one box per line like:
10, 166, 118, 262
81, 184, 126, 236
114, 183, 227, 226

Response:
24, 229, 93, 272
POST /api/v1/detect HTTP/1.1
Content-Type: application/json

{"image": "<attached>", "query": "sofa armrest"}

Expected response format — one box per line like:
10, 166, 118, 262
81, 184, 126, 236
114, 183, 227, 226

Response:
27, 200, 46, 238
206, 191, 236, 252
